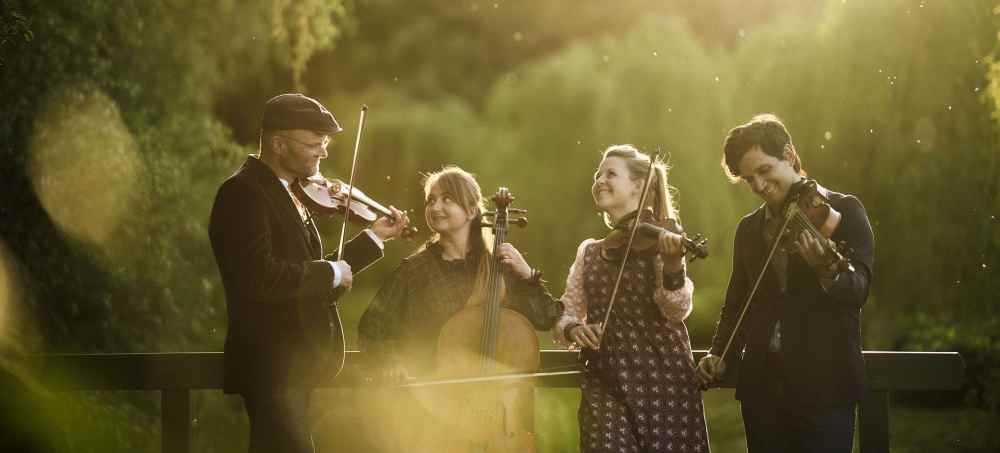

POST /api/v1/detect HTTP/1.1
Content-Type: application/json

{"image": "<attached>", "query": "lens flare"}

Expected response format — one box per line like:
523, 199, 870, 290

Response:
0, 241, 17, 349
28, 83, 143, 245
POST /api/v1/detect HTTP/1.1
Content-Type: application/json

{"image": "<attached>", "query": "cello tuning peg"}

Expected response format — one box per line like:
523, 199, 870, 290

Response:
483, 211, 496, 217
512, 217, 528, 228
509, 208, 527, 214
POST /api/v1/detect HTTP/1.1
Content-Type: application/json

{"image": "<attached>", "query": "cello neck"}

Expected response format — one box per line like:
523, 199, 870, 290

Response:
479, 187, 513, 371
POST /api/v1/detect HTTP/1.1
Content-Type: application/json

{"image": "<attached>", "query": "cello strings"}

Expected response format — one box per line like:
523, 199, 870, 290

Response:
494, 218, 507, 367
481, 205, 508, 372
487, 220, 504, 370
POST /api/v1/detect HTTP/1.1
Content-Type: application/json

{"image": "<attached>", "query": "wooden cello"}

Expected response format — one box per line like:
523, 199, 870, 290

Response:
433, 187, 540, 452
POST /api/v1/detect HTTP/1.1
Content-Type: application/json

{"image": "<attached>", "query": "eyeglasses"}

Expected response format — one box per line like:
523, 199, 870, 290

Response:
277, 134, 329, 151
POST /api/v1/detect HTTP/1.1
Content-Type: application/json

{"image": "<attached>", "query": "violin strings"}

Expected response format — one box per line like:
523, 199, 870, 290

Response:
788, 206, 828, 250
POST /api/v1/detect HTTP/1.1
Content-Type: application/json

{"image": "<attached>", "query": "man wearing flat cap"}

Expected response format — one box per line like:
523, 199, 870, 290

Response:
209, 93, 408, 452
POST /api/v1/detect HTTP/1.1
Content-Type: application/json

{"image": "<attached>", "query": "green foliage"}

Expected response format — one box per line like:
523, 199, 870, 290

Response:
326, 3, 1000, 450
270, 0, 348, 89
0, 0, 32, 68
1, 0, 346, 450
1, 0, 348, 349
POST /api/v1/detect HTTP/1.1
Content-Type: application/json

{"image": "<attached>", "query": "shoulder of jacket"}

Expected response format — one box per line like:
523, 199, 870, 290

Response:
829, 191, 866, 213
221, 165, 264, 192
737, 207, 764, 229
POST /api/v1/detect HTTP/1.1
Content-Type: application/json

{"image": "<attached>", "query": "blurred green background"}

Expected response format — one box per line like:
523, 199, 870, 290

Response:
1, 0, 998, 451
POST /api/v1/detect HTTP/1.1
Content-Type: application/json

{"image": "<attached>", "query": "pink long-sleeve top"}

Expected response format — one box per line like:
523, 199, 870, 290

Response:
552, 238, 694, 347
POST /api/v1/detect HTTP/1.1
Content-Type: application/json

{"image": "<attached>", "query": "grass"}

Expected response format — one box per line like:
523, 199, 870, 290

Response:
8, 382, 996, 452
537, 389, 1000, 453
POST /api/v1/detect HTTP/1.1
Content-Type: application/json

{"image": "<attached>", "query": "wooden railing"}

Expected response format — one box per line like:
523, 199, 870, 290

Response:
28, 350, 964, 453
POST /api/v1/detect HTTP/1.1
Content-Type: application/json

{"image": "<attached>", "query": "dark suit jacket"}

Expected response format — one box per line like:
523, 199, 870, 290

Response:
709, 186, 875, 406
209, 156, 383, 394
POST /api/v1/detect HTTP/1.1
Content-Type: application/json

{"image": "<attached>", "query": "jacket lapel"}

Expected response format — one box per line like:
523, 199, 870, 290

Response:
743, 206, 782, 299
245, 157, 315, 253
305, 217, 323, 259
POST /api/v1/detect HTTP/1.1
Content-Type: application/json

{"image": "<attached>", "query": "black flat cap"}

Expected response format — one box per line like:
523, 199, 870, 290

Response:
261, 93, 343, 135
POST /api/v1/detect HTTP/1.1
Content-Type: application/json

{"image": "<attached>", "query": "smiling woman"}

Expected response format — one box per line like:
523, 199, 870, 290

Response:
553, 144, 710, 453
357, 166, 563, 451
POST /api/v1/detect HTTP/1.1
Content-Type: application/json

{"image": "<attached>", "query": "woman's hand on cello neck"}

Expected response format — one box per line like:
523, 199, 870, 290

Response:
497, 243, 533, 280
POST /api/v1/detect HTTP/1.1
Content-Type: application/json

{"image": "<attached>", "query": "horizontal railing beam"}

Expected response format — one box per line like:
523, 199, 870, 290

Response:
26, 350, 964, 391
18, 350, 963, 453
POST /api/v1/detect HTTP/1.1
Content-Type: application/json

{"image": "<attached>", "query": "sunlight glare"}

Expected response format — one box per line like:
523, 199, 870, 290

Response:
28, 83, 143, 245
0, 241, 17, 349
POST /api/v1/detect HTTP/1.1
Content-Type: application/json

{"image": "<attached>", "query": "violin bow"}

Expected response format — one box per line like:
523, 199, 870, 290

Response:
594, 152, 660, 353
336, 105, 369, 261
717, 193, 797, 365
398, 369, 580, 388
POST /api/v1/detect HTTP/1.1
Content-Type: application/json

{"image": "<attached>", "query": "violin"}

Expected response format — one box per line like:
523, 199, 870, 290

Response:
292, 105, 414, 385
588, 154, 706, 355
765, 178, 852, 273
291, 173, 418, 238
600, 208, 709, 262
711, 178, 855, 378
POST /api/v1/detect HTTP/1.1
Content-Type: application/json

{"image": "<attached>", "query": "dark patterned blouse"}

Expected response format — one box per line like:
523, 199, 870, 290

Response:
358, 242, 563, 376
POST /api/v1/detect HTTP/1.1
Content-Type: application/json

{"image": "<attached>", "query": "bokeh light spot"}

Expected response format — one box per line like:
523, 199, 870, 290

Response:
28, 83, 144, 245
0, 242, 13, 348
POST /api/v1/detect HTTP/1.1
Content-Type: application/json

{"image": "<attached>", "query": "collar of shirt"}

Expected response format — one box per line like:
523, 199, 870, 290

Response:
279, 178, 310, 222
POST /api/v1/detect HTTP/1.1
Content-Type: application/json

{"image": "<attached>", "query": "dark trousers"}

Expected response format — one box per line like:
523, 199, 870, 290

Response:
242, 390, 314, 453
741, 398, 856, 453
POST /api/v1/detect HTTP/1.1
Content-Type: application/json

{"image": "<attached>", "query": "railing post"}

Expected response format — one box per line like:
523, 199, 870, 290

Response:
858, 390, 889, 453
162, 389, 191, 453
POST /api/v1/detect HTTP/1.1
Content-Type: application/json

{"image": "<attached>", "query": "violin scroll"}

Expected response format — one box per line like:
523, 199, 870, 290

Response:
767, 178, 853, 273
682, 233, 709, 261
788, 179, 837, 232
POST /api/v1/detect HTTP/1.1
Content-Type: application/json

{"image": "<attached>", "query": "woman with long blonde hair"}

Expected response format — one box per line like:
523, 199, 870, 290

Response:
357, 166, 562, 450
554, 145, 710, 452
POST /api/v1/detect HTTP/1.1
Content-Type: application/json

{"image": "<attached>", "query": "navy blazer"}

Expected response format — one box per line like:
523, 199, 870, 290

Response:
709, 187, 875, 406
209, 156, 383, 394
